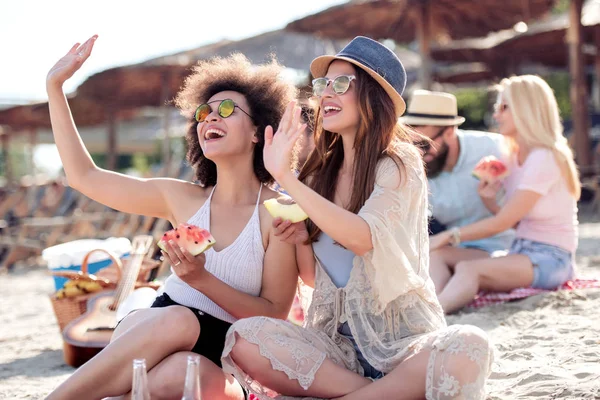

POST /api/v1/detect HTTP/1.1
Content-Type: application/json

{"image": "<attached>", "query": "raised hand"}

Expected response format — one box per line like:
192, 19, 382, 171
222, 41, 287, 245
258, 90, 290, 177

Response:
263, 101, 307, 182
47, 35, 98, 88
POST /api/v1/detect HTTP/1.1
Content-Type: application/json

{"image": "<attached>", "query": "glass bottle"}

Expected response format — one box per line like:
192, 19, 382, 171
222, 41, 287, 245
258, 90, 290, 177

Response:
131, 358, 151, 400
181, 354, 202, 400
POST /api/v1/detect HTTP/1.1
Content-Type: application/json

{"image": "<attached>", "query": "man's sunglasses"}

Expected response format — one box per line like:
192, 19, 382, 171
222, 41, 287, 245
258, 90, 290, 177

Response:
414, 127, 447, 151
194, 99, 252, 123
312, 75, 356, 97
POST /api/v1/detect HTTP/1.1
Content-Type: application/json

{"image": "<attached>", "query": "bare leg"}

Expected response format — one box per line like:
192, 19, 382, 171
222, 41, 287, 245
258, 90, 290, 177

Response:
429, 246, 489, 294
438, 254, 534, 314
47, 306, 200, 400
145, 352, 244, 400
230, 337, 371, 398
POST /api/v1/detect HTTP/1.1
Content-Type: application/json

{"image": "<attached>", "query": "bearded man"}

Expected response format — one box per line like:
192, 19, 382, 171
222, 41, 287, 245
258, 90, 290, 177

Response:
401, 90, 514, 294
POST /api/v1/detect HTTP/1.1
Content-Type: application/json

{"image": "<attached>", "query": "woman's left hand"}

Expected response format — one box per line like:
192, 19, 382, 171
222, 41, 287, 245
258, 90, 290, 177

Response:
263, 101, 307, 182
429, 231, 451, 251
162, 240, 208, 287
478, 179, 502, 201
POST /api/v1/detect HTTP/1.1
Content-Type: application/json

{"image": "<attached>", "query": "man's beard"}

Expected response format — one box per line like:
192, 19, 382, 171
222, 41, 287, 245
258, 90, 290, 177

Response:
425, 142, 449, 178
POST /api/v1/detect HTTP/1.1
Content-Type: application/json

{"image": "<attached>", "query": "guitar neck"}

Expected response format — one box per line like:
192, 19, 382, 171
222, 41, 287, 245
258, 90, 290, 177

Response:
110, 254, 144, 310
110, 236, 153, 310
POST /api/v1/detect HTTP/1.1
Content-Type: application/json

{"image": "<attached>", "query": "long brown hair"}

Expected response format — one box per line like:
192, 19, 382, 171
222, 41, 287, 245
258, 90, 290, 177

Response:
299, 66, 417, 243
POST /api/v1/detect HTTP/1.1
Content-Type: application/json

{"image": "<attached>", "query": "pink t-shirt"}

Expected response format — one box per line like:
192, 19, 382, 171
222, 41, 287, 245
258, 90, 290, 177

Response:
504, 148, 578, 253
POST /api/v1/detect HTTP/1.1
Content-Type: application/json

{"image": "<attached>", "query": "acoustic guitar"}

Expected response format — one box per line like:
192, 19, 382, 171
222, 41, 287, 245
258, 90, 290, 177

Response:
62, 235, 154, 367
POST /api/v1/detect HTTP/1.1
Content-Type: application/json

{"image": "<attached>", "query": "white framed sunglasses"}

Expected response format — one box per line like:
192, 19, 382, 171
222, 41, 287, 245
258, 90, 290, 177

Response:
311, 75, 356, 97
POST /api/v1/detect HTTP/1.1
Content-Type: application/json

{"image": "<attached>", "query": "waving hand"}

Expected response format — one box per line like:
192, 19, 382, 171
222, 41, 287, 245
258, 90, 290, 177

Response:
263, 101, 307, 182
47, 35, 97, 87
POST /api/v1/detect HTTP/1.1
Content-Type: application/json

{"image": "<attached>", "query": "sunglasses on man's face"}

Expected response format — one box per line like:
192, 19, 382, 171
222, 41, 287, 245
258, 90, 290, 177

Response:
194, 99, 253, 123
413, 127, 447, 151
312, 75, 356, 97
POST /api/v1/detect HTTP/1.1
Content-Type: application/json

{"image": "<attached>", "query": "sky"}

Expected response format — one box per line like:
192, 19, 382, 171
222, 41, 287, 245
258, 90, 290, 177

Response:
0, 0, 345, 104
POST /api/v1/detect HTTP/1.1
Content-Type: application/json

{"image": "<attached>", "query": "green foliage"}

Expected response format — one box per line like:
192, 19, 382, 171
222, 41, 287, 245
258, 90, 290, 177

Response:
544, 72, 572, 119
132, 153, 151, 173
455, 87, 490, 129
552, 0, 569, 14
0, 145, 33, 179
449, 71, 572, 130
90, 153, 134, 170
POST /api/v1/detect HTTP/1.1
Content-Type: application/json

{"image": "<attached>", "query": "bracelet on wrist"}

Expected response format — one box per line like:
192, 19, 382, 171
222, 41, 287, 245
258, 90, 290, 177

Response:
449, 227, 461, 246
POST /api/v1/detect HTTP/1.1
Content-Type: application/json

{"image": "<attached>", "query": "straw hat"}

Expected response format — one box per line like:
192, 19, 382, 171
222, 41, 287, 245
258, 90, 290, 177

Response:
399, 90, 465, 126
310, 36, 407, 117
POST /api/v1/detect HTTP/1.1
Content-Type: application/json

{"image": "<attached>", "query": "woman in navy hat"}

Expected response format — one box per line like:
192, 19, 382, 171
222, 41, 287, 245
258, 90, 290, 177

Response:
221, 36, 494, 399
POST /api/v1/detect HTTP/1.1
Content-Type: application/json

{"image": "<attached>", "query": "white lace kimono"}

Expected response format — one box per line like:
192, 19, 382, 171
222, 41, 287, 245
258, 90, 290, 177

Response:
222, 148, 494, 400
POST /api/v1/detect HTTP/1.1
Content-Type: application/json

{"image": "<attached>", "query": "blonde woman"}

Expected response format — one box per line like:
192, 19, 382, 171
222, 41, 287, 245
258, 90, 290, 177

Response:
430, 75, 580, 314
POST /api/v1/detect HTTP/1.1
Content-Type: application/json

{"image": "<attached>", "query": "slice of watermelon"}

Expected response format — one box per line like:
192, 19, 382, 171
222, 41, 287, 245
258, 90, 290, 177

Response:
472, 156, 509, 181
157, 223, 216, 256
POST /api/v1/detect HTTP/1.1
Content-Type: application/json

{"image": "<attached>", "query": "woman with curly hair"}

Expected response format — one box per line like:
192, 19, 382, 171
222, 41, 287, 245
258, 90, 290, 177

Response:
46, 35, 299, 400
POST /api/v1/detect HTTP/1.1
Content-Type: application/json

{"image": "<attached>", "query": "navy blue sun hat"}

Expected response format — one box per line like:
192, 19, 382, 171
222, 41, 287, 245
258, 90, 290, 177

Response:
310, 36, 407, 117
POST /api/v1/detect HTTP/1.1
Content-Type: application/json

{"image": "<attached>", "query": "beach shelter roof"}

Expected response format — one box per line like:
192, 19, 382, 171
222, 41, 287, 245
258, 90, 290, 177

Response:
431, 0, 600, 69
75, 30, 352, 109
286, 0, 558, 88
286, 0, 557, 43
0, 97, 137, 130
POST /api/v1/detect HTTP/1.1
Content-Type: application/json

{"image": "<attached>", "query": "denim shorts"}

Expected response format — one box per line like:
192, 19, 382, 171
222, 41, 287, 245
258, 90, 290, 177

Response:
509, 238, 574, 290
338, 323, 385, 380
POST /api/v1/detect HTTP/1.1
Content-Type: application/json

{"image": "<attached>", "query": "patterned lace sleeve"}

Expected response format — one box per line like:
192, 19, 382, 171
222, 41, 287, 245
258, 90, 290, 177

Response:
357, 149, 431, 313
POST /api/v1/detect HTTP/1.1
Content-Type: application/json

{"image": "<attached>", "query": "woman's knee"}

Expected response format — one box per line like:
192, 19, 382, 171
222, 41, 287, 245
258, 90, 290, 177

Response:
156, 306, 201, 346
454, 260, 479, 280
443, 325, 494, 378
229, 336, 261, 371
115, 306, 200, 349
429, 248, 450, 267
111, 308, 159, 342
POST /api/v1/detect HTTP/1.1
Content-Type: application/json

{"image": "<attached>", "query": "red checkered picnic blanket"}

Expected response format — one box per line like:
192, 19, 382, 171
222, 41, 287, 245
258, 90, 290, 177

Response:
285, 279, 600, 320
466, 278, 600, 309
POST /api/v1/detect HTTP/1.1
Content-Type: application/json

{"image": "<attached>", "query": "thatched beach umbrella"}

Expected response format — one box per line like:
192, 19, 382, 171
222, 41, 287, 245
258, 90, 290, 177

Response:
76, 30, 352, 110
431, 0, 600, 170
286, 0, 558, 89
431, 0, 599, 73
0, 98, 140, 177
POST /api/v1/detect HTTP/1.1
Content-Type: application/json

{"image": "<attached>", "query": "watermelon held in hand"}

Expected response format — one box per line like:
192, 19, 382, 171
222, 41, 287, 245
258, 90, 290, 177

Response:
263, 198, 308, 223
472, 156, 509, 182
157, 223, 216, 256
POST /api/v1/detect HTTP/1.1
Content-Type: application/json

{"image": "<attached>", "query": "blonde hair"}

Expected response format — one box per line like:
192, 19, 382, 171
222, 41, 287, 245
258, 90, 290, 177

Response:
496, 75, 581, 199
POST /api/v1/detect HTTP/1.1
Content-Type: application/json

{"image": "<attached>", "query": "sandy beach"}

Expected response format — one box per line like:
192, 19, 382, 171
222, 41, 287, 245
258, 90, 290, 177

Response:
1, 208, 600, 399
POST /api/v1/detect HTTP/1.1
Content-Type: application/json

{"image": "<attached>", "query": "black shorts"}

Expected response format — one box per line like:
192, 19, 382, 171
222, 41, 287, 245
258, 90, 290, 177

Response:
151, 293, 232, 368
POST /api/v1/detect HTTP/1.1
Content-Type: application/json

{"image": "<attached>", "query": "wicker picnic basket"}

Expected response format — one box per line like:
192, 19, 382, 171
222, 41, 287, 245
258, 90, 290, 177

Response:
49, 249, 122, 331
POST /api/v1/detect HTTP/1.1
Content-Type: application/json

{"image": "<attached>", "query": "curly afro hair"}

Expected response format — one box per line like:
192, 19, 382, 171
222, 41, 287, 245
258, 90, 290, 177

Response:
175, 53, 298, 187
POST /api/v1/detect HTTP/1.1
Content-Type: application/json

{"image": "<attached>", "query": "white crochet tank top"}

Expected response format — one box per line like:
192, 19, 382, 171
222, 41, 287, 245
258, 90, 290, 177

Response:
162, 185, 265, 323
